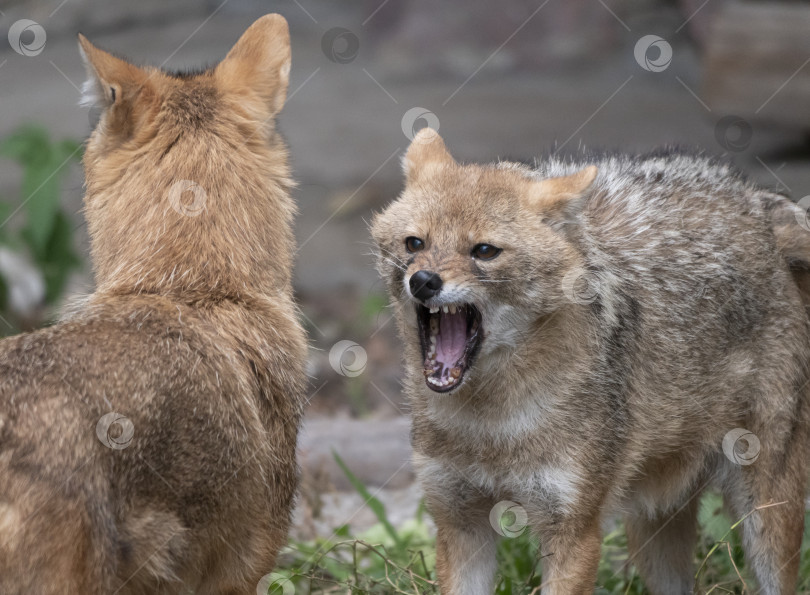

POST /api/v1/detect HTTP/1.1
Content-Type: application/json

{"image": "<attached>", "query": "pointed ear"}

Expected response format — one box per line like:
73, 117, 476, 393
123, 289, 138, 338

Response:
527, 166, 598, 228
215, 14, 291, 116
403, 128, 455, 182
77, 33, 148, 109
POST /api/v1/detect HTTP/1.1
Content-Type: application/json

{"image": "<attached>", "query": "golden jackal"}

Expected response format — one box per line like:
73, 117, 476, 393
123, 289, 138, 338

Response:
0, 14, 306, 594
372, 129, 810, 594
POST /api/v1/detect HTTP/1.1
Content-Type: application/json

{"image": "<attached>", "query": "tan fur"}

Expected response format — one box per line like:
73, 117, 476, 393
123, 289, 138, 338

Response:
0, 15, 307, 594
373, 130, 810, 594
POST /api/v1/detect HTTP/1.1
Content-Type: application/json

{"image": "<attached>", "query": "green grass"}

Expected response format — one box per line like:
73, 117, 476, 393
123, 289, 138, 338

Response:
268, 455, 810, 594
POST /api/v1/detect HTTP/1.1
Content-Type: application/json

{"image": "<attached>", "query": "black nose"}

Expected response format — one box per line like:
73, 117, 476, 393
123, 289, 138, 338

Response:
409, 270, 443, 301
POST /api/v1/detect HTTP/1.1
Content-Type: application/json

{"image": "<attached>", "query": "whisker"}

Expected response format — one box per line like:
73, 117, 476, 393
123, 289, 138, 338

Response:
379, 257, 406, 272
376, 246, 409, 269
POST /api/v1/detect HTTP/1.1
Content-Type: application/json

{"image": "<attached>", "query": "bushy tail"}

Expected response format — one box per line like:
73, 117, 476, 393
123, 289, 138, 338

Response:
0, 478, 110, 594
0, 466, 188, 594
765, 191, 810, 311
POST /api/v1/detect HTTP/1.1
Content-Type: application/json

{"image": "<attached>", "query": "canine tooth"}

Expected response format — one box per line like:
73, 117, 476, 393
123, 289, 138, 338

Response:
430, 306, 439, 314
450, 367, 462, 379
449, 304, 457, 314
442, 306, 449, 314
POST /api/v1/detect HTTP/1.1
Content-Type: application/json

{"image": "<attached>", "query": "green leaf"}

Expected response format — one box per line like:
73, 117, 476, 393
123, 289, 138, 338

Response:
698, 491, 732, 544
58, 138, 83, 158
0, 200, 12, 245
332, 450, 403, 547
34, 211, 81, 304
361, 293, 388, 319
0, 272, 8, 312
0, 125, 50, 164
0, 126, 83, 309
1, 126, 81, 256
21, 162, 60, 253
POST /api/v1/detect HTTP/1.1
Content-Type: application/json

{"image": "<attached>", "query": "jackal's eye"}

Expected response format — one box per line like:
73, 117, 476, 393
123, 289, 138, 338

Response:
405, 237, 425, 253
471, 243, 501, 260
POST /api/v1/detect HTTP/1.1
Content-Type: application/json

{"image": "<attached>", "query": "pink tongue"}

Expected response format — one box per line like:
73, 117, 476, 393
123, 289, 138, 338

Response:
435, 311, 467, 366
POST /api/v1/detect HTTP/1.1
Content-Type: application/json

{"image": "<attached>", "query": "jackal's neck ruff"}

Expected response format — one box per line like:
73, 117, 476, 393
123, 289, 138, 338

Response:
80, 16, 295, 307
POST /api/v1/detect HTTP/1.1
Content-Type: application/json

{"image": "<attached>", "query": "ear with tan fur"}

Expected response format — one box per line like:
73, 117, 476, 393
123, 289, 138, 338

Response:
215, 14, 291, 116
527, 166, 598, 228
77, 34, 148, 110
403, 128, 455, 183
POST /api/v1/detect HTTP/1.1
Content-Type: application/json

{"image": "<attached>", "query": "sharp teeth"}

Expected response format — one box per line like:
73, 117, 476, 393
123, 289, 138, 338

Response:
449, 304, 457, 314
429, 306, 439, 314
442, 306, 449, 313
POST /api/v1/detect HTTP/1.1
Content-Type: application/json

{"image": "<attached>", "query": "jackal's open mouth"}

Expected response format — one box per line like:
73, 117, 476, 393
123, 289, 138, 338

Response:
416, 303, 482, 393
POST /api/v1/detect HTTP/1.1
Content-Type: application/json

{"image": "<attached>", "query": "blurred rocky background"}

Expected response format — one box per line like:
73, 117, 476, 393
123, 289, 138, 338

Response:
1, 0, 809, 538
